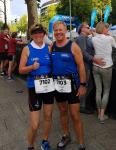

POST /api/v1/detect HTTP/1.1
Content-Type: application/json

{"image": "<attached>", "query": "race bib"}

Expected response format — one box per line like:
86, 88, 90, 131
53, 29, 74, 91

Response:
34, 78, 55, 93
54, 79, 72, 93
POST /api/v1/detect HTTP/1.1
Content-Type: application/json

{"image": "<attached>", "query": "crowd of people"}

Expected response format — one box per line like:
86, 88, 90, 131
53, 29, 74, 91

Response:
0, 24, 26, 80
0, 21, 116, 150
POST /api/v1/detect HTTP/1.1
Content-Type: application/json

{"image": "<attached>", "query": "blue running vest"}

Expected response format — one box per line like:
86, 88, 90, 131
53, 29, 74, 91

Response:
26, 43, 51, 88
51, 41, 80, 87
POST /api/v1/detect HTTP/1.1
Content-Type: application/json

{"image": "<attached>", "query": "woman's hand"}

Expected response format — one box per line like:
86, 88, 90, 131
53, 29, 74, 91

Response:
32, 61, 40, 70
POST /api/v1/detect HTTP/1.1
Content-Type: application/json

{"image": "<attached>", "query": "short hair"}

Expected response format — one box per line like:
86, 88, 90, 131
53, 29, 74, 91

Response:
30, 24, 46, 35
11, 32, 17, 38
78, 22, 89, 34
96, 22, 106, 34
53, 21, 67, 30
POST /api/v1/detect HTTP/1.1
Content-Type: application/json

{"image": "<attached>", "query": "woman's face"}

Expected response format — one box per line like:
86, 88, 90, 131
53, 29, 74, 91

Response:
3, 29, 9, 35
31, 32, 45, 44
103, 27, 109, 35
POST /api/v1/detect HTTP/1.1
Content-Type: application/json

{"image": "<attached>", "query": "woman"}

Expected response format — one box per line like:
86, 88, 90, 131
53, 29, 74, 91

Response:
92, 22, 116, 123
19, 24, 54, 150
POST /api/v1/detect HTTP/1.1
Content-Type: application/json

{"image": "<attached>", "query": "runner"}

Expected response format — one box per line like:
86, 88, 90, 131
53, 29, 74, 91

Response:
51, 21, 86, 150
19, 24, 55, 150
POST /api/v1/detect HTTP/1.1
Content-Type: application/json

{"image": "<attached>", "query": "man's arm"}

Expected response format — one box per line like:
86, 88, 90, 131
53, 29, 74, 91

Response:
71, 42, 87, 96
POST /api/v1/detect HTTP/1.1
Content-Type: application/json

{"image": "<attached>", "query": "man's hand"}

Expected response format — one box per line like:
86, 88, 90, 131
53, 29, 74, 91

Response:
76, 86, 87, 97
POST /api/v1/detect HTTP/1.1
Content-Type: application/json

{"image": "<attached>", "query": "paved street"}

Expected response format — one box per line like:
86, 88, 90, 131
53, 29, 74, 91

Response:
0, 77, 116, 150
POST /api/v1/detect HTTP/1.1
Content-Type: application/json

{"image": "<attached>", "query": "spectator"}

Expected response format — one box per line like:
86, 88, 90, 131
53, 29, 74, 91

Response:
7, 32, 26, 80
76, 22, 104, 114
0, 25, 10, 76
92, 22, 116, 123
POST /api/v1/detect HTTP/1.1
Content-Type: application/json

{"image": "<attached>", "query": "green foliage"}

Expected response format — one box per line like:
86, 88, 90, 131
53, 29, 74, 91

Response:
56, 0, 112, 23
16, 15, 27, 34
111, 0, 116, 24
9, 15, 27, 34
0, 21, 4, 30
92, 0, 111, 22
9, 24, 17, 33
56, 0, 92, 22
41, 5, 57, 30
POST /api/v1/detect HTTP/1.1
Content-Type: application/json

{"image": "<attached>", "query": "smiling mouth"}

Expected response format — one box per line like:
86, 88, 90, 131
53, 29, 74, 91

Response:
56, 34, 63, 37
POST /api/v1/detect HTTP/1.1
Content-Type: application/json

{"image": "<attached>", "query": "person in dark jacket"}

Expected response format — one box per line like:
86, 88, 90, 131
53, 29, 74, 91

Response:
76, 22, 105, 114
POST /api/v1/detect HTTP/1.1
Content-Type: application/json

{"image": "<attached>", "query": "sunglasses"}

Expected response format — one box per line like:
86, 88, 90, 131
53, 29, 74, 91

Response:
84, 26, 90, 29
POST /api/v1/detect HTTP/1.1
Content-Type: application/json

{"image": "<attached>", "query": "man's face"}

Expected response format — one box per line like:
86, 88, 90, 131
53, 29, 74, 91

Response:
53, 24, 66, 42
81, 25, 91, 35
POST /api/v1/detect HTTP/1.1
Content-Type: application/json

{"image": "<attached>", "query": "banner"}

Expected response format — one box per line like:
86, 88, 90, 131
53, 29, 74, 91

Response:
90, 9, 97, 28
104, 5, 111, 23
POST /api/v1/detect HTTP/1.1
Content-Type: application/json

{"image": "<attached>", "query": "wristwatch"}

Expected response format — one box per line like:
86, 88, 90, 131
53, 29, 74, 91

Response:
80, 82, 87, 87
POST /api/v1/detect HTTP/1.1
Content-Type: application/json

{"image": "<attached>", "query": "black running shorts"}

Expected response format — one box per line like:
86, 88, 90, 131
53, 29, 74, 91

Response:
7, 55, 16, 61
54, 78, 80, 104
0, 52, 7, 61
28, 88, 54, 111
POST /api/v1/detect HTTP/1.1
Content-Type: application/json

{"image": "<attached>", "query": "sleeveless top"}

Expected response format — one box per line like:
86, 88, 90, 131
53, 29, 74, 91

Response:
51, 40, 80, 87
26, 43, 51, 88
51, 40, 78, 75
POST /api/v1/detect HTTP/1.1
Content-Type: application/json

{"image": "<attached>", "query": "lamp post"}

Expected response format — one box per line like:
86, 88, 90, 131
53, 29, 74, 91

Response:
69, 0, 72, 39
0, 0, 7, 25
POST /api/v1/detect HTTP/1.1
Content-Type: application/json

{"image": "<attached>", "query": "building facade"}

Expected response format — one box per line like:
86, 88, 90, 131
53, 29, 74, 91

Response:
40, 0, 59, 16
0, 0, 11, 23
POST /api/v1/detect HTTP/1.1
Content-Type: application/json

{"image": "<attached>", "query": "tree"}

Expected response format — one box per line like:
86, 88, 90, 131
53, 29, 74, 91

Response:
41, 5, 57, 30
16, 15, 27, 34
92, 0, 111, 22
9, 24, 17, 33
111, 0, 116, 24
0, 21, 4, 30
25, 0, 39, 38
56, 0, 112, 23
56, 0, 92, 22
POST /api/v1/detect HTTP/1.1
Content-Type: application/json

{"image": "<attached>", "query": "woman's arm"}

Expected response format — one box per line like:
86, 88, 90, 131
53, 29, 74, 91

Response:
19, 46, 39, 74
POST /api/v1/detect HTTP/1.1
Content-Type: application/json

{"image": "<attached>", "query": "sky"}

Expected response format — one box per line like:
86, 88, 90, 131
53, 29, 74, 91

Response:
11, 0, 49, 19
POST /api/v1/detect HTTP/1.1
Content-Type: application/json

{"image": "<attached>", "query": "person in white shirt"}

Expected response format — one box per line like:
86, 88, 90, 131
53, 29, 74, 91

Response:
92, 22, 116, 123
44, 34, 52, 46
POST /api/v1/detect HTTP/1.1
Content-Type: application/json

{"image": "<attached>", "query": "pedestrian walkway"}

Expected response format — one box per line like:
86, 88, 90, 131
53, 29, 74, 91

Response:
0, 77, 116, 150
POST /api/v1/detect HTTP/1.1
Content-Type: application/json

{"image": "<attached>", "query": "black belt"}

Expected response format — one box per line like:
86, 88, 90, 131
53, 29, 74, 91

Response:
53, 74, 77, 79
28, 74, 52, 79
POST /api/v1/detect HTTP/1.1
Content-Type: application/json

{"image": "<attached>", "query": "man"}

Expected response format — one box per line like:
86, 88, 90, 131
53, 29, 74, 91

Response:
51, 21, 86, 150
76, 22, 105, 114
